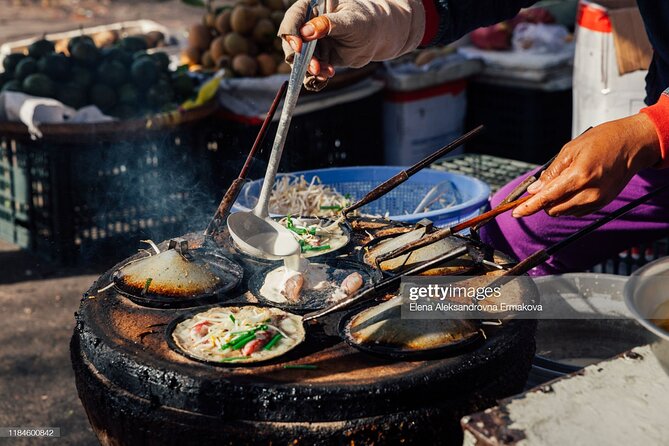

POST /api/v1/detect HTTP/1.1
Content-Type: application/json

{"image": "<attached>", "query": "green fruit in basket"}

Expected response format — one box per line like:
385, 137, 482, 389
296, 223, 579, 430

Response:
146, 81, 174, 109
22, 73, 56, 98
14, 57, 38, 81
119, 36, 148, 53
71, 41, 99, 66
1, 79, 22, 93
101, 47, 133, 66
56, 83, 87, 109
118, 83, 140, 104
70, 66, 94, 88
37, 53, 70, 81
156, 73, 171, 85
68, 35, 95, 55
171, 72, 195, 98
150, 51, 170, 72
130, 57, 158, 88
96, 60, 127, 86
2, 53, 26, 75
89, 83, 117, 112
28, 38, 55, 59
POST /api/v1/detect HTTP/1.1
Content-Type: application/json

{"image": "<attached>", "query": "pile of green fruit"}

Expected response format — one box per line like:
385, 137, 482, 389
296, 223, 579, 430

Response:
0, 35, 198, 119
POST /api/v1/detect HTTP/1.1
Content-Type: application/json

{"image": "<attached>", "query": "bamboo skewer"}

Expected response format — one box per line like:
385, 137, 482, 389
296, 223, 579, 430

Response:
204, 81, 288, 237
374, 195, 531, 266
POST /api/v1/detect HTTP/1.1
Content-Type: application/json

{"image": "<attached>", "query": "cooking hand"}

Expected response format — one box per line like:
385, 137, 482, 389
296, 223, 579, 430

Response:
513, 114, 661, 218
278, 0, 425, 90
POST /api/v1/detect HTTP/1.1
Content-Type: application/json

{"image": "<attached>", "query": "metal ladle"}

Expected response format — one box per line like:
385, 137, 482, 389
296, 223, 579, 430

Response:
227, 0, 325, 270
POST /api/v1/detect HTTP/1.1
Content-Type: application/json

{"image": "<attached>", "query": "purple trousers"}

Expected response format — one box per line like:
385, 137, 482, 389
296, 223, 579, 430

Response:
479, 167, 669, 276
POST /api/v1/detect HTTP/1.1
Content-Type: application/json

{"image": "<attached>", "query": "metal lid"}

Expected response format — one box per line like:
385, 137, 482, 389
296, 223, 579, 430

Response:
113, 239, 243, 308
340, 295, 481, 359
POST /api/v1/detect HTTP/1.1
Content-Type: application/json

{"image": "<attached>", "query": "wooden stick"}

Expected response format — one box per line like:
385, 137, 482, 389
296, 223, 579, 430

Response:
471, 127, 592, 234
204, 81, 288, 236
303, 245, 469, 321
375, 195, 531, 266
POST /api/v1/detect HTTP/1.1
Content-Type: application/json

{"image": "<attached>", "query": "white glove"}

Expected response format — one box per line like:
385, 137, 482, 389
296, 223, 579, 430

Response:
278, 0, 426, 90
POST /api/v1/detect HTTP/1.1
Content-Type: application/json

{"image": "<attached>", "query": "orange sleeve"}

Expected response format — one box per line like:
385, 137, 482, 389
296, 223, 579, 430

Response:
640, 91, 669, 169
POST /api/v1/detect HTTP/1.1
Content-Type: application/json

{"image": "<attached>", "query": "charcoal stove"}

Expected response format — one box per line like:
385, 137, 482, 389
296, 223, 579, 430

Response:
70, 218, 537, 446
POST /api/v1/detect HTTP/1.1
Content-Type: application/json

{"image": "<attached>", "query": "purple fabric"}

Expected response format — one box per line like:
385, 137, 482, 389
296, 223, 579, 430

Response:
479, 167, 669, 276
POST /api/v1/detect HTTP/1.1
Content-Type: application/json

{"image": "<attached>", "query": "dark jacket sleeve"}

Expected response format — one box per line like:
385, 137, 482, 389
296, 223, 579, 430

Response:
425, 0, 538, 47
636, 0, 669, 105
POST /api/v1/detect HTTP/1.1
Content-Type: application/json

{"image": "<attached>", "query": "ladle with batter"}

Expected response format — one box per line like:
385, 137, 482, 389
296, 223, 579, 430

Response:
227, 0, 324, 269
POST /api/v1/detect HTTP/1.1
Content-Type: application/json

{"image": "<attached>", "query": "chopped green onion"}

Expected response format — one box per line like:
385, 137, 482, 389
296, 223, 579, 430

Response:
230, 324, 267, 335
290, 226, 307, 235
229, 314, 235, 323
220, 356, 246, 362
263, 333, 283, 350
283, 364, 318, 370
302, 244, 331, 252
142, 278, 152, 295
231, 333, 256, 350
222, 325, 267, 350
319, 205, 342, 211
344, 193, 351, 199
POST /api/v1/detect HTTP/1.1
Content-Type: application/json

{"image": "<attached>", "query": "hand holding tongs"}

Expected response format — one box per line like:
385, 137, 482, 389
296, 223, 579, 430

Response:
225, 0, 327, 260
252, 0, 327, 219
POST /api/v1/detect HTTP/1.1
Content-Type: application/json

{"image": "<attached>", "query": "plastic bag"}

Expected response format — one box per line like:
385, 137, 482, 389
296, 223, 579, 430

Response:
512, 23, 570, 54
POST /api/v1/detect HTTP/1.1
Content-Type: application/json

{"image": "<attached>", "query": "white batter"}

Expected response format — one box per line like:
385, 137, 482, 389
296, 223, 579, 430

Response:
259, 263, 331, 304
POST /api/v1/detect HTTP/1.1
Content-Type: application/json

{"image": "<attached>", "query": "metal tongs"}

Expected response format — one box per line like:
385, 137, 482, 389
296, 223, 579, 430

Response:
204, 81, 288, 237
227, 0, 326, 263
306, 183, 669, 322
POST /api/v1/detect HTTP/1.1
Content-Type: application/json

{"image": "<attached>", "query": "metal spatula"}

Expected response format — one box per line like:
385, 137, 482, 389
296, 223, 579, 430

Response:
227, 0, 326, 261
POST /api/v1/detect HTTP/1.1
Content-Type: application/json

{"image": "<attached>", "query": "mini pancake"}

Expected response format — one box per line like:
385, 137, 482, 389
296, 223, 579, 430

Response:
168, 305, 305, 366
362, 230, 469, 274
113, 248, 243, 308
341, 295, 481, 359
232, 217, 351, 262
249, 259, 379, 313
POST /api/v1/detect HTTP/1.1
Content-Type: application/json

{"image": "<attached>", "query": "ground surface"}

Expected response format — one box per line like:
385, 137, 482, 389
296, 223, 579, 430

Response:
0, 2, 204, 444
0, 240, 102, 445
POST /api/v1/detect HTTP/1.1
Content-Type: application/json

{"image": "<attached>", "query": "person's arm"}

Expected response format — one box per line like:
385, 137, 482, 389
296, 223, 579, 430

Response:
512, 110, 662, 218
278, 0, 536, 89
640, 88, 669, 168
421, 0, 536, 47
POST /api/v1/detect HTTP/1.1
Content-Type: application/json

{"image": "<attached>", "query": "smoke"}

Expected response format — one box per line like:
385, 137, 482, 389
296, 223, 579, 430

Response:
69, 131, 220, 264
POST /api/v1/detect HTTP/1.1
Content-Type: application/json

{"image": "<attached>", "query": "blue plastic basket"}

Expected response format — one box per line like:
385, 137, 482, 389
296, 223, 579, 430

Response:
232, 166, 490, 227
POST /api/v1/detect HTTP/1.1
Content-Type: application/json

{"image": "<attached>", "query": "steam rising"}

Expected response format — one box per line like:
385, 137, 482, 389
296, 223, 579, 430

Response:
71, 133, 221, 263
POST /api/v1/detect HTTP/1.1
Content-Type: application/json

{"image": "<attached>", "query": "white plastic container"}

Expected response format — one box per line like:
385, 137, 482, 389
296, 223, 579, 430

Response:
382, 55, 481, 165
572, 0, 650, 137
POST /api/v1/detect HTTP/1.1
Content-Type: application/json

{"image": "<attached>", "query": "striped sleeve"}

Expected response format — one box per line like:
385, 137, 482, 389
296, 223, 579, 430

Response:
640, 88, 669, 169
